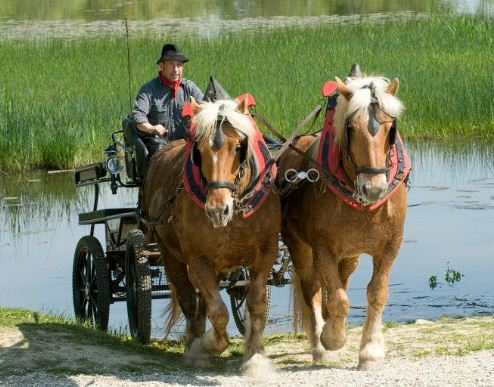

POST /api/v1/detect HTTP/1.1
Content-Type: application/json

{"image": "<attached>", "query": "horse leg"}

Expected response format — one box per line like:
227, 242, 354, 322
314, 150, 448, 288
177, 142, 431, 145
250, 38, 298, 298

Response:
241, 251, 277, 377
286, 234, 329, 361
161, 253, 202, 349
187, 261, 229, 357
339, 256, 360, 290
315, 250, 349, 351
243, 270, 268, 359
358, 255, 395, 370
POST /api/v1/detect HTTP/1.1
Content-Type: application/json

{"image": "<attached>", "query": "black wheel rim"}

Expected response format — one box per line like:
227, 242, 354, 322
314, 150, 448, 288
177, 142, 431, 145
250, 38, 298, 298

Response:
231, 269, 249, 334
75, 248, 98, 325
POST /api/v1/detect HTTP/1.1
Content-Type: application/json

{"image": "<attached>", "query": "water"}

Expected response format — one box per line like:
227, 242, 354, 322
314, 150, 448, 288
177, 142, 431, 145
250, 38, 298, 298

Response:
1, 0, 492, 40
0, 141, 493, 338
2, 0, 492, 21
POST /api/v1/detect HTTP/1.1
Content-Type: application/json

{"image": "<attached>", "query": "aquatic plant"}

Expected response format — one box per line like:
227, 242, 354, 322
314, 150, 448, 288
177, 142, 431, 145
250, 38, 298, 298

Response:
428, 262, 464, 290
0, 14, 493, 171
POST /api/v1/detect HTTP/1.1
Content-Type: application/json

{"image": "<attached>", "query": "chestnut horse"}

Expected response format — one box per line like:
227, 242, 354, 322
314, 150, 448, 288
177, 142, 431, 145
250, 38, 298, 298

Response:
142, 98, 280, 374
277, 74, 407, 369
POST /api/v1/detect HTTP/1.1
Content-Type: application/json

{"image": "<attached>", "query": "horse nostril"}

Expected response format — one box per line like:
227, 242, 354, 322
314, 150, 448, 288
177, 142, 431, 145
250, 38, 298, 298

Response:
223, 205, 230, 216
206, 208, 213, 218
362, 185, 368, 195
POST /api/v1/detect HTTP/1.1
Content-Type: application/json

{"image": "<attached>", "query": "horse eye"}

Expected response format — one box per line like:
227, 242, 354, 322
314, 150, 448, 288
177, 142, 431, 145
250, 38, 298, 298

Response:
235, 144, 242, 152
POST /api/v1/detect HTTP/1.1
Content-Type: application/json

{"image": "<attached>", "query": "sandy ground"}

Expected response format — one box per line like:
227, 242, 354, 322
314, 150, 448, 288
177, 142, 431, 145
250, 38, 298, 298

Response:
0, 316, 493, 386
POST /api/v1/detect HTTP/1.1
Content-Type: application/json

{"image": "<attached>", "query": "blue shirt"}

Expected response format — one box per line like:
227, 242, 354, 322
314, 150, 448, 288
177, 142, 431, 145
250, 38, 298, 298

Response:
131, 77, 203, 141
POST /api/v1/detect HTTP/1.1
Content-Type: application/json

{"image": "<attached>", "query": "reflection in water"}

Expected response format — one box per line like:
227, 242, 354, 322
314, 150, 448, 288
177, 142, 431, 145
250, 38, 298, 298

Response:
0, 172, 80, 235
408, 139, 494, 183
1, 0, 490, 22
0, 143, 493, 336
1, 0, 493, 40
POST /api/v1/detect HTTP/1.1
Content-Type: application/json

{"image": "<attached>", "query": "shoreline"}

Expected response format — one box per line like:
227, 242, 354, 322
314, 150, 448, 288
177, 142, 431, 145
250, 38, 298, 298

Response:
1, 307, 493, 386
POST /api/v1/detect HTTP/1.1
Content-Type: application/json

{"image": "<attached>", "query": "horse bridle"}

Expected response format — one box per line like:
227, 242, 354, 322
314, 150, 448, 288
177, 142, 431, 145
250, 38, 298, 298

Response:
191, 114, 248, 192
343, 84, 397, 179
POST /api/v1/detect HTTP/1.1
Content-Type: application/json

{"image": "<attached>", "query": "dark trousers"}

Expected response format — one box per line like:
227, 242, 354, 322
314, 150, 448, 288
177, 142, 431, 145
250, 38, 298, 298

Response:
140, 136, 166, 160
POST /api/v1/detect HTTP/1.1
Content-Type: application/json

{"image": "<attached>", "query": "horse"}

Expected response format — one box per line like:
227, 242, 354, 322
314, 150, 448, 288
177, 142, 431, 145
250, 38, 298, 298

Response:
277, 72, 409, 370
142, 97, 280, 374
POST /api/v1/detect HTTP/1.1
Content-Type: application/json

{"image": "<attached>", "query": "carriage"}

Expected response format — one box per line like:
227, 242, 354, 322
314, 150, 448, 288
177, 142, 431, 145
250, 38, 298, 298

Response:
72, 118, 291, 344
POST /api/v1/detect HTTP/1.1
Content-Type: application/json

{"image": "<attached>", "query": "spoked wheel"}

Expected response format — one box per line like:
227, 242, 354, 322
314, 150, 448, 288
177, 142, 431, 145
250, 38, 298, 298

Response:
72, 235, 110, 330
125, 229, 152, 344
228, 268, 272, 336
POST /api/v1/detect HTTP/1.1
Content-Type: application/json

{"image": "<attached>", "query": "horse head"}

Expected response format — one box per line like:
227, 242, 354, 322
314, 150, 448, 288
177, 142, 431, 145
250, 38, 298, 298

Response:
190, 97, 253, 227
333, 75, 403, 205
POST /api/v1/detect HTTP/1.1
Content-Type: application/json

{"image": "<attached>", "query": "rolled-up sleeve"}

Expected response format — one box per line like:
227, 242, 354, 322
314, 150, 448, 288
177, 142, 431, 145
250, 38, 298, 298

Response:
131, 85, 151, 124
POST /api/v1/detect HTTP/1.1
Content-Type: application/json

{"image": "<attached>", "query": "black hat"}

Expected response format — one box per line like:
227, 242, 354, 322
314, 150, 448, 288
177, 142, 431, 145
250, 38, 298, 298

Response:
157, 43, 189, 64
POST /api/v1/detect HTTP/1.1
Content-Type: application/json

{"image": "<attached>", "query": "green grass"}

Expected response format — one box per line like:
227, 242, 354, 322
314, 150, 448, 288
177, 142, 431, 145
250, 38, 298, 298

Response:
0, 14, 493, 172
0, 307, 186, 377
0, 306, 185, 356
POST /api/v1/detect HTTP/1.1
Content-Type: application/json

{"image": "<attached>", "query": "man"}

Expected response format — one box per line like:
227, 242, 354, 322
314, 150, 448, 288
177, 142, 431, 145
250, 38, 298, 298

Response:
131, 43, 203, 158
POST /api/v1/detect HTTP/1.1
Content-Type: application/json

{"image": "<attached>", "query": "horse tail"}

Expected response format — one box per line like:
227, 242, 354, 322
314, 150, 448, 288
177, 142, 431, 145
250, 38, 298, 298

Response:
163, 283, 182, 339
291, 272, 311, 338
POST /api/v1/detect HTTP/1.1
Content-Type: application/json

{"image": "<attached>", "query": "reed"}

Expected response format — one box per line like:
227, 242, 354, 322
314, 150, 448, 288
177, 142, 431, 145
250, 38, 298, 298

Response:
0, 14, 492, 171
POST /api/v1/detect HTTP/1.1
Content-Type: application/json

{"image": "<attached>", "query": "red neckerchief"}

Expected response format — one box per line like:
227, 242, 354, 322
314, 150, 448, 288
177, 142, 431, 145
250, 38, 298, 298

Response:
159, 71, 181, 99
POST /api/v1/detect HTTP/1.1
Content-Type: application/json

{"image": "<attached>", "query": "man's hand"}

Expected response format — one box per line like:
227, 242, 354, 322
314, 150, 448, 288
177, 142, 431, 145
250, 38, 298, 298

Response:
152, 124, 168, 137
137, 122, 168, 137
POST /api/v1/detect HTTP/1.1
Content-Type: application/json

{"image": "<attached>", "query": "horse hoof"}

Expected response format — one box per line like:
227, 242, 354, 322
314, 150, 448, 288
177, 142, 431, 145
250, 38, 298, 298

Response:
241, 354, 276, 379
184, 339, 210, 368
312, 349, 333, 362
202, 329, 229, 354
321, 333, 346, 351
357, 359, 384, 371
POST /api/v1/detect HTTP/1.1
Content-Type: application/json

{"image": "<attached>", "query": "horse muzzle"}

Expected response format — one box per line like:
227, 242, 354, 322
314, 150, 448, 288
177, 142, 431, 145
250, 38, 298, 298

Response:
205, 192, 234, 228
355, 173, 387, 205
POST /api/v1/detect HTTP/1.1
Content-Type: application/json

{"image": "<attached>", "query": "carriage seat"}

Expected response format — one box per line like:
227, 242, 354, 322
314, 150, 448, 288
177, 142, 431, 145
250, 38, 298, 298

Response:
122, 117, 148, 185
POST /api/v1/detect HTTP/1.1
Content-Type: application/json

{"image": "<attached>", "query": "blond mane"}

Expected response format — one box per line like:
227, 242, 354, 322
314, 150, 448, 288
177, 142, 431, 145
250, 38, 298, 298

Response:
192, 99, 256, 158
333, 77, 404, 145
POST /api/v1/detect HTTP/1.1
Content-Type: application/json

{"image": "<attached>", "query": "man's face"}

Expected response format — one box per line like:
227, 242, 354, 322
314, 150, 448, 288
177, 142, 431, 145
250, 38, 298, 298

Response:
160, 60, 184, 82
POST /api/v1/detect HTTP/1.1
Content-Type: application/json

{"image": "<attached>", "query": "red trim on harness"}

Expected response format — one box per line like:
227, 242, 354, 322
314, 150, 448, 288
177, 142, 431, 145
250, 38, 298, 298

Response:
317, 96, 411, 211
321, 81, 338, 97
182, 102, 193, 118
237, 93, 256, 108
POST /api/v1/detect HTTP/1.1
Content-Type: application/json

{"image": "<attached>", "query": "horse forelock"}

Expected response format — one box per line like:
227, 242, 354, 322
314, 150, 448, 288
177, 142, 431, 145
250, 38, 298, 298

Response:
192, 99, 255, 159
333, 77, 404, 145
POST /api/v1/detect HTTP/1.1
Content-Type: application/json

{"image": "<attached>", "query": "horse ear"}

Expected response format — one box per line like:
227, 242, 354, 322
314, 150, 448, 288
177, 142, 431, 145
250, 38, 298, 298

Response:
335, 76, 353, 100
387, 78, 399, 96
190, 97, 203, 115
235, 98, 250, 114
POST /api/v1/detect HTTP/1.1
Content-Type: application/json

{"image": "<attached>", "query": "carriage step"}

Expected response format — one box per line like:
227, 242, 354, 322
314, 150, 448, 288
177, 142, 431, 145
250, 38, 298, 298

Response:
78, 208, 136, 225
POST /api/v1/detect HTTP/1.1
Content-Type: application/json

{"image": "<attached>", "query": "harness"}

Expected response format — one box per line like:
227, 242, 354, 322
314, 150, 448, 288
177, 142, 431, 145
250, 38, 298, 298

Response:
317, 89, 411, 211
182, 100, 277, 218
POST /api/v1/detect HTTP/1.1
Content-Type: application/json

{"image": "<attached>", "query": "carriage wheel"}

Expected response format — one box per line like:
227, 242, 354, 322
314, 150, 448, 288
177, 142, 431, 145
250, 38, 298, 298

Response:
229, 268, 272, 336
72, 235, 110, 330
125, 229, 152, 344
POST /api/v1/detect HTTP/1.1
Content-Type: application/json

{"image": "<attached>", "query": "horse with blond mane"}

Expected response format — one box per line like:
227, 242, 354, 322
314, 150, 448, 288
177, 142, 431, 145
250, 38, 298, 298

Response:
142, 97, 280, 374
277, 67, 410, 369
